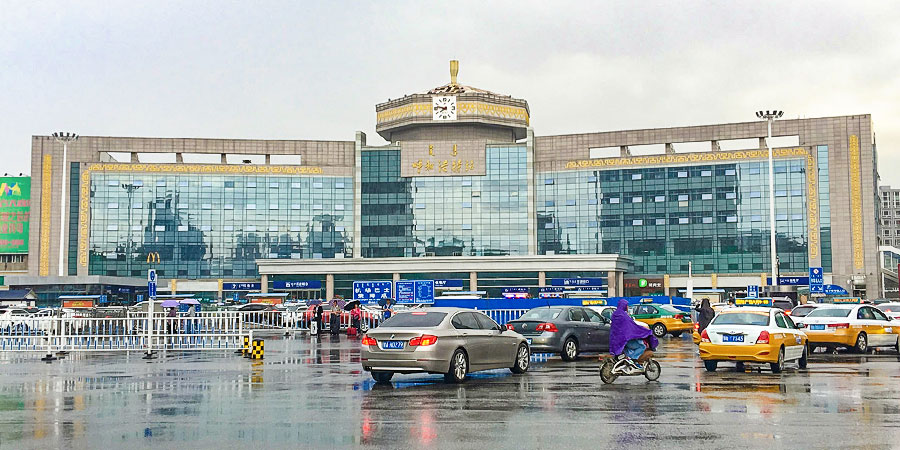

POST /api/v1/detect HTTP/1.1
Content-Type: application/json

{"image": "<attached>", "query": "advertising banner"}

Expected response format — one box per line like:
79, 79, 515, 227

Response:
0, 176, 30, 254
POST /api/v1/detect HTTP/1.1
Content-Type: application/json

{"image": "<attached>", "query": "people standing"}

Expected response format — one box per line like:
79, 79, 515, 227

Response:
312, 302, 324, 336
329, 299, 342, 335
696, 298, 715, 334
349, 303, 362, 335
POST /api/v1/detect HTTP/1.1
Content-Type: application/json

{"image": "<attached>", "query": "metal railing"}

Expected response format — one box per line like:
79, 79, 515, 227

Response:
479, 309, 529, 325
0, 313, 245, 352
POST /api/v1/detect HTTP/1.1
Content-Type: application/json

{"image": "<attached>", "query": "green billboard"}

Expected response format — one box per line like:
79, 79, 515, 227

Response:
0, 176, 30, 254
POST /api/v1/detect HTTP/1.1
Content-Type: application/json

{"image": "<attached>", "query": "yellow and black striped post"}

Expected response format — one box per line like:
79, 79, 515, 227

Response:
240, 335, 250, 357
251, 339, 264, 360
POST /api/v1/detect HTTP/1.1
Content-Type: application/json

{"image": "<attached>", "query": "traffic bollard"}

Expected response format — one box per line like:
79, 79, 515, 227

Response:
251, 339, 264, 360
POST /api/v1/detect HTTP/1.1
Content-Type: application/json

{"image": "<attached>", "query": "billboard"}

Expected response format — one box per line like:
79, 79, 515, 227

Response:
0, 176, 29, 254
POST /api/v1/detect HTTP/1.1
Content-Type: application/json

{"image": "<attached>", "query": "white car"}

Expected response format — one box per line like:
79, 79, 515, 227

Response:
795, 304, 900, 353
876, 302, 900, 320
0, 308, 33, 332
699, 307, 808, 373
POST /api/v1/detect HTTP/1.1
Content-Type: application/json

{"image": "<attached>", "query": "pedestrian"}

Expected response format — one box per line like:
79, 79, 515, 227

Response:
166, 307, 177, 335
312, 302, 324, 336
696, 298, 715, 334
329, 299, 342, 335
349, 303, 361, 336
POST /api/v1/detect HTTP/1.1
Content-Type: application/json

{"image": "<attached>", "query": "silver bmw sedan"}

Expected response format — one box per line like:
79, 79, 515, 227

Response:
360, 307, 530, 383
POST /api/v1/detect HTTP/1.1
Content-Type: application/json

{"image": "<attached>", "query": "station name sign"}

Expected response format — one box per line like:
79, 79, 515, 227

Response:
223, 282, 261, 291
273, 280, 322, 290
400, 140, 487, 177
550, 278, 605, 287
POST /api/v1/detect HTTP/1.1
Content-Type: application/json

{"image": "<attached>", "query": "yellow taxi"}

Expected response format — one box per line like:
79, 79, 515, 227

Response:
699, 305, 808, 373
628, 303, 694, 338
793, 299, 900, 353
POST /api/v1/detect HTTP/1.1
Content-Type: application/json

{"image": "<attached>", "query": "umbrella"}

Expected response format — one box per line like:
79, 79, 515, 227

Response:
378, 297, 394, 307
343, 299, 361, 311
306, 299, 323, 306
160, 300, 179, 308
330, 298, 346, 309
179, 299, 201, 305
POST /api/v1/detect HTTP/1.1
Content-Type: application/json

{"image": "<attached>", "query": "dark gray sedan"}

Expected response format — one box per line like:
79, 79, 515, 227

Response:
506, 306, 610, 361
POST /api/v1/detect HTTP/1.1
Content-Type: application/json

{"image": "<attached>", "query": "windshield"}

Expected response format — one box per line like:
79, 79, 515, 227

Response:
806, 308, 852, 318
790, 306, 816, 317
658, 305, 684, 315
380, 312, 447, 328
519, 308, 562, 321
711, 312, 770, 326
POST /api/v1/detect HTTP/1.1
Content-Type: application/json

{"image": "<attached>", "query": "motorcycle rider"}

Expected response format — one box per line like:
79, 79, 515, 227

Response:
608, 299, 659, 371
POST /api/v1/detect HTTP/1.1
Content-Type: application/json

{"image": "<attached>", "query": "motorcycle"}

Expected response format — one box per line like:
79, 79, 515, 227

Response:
599, 354, 661, 384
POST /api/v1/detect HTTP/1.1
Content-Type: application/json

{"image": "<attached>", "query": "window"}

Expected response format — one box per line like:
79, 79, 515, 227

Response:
654, 195, 665, 202
632, 197, 642, 203
678, 217, 689, 224
335, 204, 345, 210
335, 182, 345, 189
677, 171, 688, 178
177, 225, 188, 232
702, 217, 713, 224
224, 181, 235, 188
857, 307, 876, 320
725, 169, 736, 176
726, 216, 738, 223
751, 191, 762, 198
155, 225, 165, 231
224, 204, 234, 210
776, 190, 787, 197
269, 204, 279, 210
568, 308, 588, 322
202, 203, 212, 209
609, 197, 620, 204
632, 219, 643, 226
701, 193, 713, 200
246, 204, 257, 210
774, 313, 787, 328
701, 170, 712, 177
655, 218, 666, 225
107, 202, 119, 209
312, 182, 323, 189
566, 199, 577, 206
451, 312, 480, 329
677, 194, 689, 202
545, 178, 555, 185
725, 192, 736, 199
631, 173, 642, 180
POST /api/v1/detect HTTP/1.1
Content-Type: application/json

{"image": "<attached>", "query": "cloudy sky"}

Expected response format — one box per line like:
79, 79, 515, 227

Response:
2, 1, 898, 184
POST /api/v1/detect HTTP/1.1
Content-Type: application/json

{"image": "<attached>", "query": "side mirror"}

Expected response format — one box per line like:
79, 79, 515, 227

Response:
796, 323, 806, 329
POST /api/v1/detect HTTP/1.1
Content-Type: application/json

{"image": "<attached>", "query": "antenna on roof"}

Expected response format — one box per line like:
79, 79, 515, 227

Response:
450, 60, 459, 85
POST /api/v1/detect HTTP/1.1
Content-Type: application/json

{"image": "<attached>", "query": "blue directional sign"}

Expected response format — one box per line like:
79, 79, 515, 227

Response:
550, 278, 605, 287
353, 281, 393, 303
809, 267, 824, 293
273, 280, 323, 290
136, 294, 144, 303
434, 279, 464, 289
147, 269, 157, 299
223, 282, 262, 291
99, 295, 108, 304
767, 276, 810, 286
747, 285, 759, 299
395, 280, 435, 304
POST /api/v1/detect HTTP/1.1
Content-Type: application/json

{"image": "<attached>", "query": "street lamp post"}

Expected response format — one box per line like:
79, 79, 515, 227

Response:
755, 111, 783, 294
52, 132, 78, 277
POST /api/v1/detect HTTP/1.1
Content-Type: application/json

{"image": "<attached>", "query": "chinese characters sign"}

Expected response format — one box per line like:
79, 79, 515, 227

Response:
353, 281, 393, 303
400, 141, 487, 177
0, 176, 29, 253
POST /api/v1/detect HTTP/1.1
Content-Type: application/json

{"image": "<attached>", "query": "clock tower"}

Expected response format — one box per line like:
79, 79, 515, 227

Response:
375, 60, 530, 143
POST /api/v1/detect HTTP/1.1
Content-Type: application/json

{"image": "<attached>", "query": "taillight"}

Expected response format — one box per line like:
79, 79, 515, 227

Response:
693, 322, 699, 331
828, 323, 850, 329
361, 335, 377, 346
700, 329, 710, 343
409, 334, 438, 346
506, 324, 515, 331
756, 330, 770, 344
535, 323, 558, 332
674, 314, 683, 320
785, 310, 792, 315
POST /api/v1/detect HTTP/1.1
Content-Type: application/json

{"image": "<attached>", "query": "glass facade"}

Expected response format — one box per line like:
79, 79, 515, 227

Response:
87, 173, 353, 278
361, 145, 528, 257
537, 160, 810, 274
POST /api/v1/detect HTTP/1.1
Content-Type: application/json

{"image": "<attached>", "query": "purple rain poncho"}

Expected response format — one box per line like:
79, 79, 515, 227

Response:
609, 299, 659, 355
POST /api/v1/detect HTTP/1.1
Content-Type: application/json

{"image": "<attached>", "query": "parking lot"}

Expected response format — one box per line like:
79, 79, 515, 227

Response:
1, 332, 900, 449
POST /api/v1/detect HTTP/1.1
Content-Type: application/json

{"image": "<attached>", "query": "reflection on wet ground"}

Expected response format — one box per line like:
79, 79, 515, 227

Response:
1, 332, 899, 448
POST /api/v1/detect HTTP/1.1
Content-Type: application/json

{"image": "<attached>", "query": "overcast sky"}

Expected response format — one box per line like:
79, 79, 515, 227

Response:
2, 1, 898, 185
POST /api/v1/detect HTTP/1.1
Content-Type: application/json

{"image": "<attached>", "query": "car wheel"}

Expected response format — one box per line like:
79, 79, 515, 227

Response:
735, 362, 745, 372
854, 333, 868, 353
371, 371, 394, 383
670, 331, 683, 338
510, 343, 530, 374
644, 360, 661, 381
703, 360, 718, 372
599, 358, 618, 384
798, 345, 808, 369
770, 347, 785, 373
652, 323, 667, 338
444, 349, 468, 383
561, 337, 578, 361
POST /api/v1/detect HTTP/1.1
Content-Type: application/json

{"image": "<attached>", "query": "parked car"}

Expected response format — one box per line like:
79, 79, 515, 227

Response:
0, 307, 32, 332
876, 302, 900, 320
629, 303, 694, 338
361, 308, 529, 383
795, 304, 899, 353
788, 304, 819, 318
506, 306, 610, 361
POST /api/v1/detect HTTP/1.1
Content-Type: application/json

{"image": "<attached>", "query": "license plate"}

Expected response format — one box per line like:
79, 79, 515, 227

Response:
722, 334, 744, 343
810, 324, 825, 331
381, 340, 404, 350
526, 338, 532, 345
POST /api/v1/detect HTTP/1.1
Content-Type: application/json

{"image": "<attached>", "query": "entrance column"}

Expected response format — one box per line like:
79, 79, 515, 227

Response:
261, 274, 268, 294
607, 272, 617, 297
538, 271, 546, 287
470, 271, 477, 292
326, 274, 334, 300
392, 273, 400, 283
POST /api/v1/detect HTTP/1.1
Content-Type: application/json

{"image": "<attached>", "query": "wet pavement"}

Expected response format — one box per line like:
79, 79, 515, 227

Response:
1, 332, 900, 449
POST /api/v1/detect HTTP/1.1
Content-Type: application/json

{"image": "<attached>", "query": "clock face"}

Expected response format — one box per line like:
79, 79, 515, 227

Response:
432, 96, 457, 121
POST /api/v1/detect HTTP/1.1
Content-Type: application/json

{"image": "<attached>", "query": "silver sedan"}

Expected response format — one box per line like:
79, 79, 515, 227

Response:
360, 307, 530, 383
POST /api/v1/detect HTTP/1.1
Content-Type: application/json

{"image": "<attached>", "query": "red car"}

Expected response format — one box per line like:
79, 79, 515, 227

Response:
302, 307, 380, 332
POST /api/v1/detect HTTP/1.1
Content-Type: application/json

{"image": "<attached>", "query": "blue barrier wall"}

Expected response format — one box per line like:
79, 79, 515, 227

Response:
432, 296, 693, 310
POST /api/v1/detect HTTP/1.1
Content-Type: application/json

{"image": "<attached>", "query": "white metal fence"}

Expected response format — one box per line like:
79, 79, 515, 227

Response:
0, 313, 245, 352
